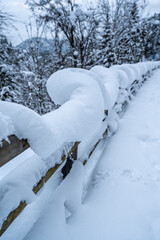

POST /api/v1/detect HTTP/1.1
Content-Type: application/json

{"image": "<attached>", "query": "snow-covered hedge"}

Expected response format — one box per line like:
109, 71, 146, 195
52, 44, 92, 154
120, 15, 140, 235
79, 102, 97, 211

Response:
0, 61, 160, 229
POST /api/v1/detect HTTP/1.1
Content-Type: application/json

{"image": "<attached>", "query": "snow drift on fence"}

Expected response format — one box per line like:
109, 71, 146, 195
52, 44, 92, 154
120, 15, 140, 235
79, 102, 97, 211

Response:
0, 61, 160, 158
0, 69, 105, 158
45, 68, 105, 143
0, 101, 63, 158
91, 66, 119, 109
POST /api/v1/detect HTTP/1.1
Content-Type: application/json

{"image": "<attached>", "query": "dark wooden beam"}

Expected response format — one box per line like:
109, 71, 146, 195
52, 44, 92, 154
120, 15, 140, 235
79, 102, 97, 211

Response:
0, 135, 29, 167
61, 142, 79, 178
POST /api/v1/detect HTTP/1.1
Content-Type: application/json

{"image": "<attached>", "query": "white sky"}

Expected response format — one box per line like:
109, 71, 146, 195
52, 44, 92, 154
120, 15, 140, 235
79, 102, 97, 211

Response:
1, 0, 160, 46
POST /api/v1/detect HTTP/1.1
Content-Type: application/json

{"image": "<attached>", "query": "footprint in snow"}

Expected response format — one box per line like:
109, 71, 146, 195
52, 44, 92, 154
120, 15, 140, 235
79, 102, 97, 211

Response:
137, 135, 159, 143
121, 169, 132, 178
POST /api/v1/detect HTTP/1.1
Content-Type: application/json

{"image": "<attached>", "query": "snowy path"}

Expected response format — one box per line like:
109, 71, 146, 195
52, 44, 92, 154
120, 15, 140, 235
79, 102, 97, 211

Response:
2, 69, 160, 240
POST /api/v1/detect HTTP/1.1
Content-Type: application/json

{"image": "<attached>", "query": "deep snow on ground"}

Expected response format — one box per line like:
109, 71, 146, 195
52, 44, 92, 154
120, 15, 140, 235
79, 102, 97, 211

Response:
74, 68, 160, 240
1, 68, 160, 240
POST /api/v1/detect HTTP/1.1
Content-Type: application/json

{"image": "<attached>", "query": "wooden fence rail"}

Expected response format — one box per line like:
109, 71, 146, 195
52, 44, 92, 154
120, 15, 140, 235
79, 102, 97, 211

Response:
0, 138, 79, 236
0, 135, 29, 167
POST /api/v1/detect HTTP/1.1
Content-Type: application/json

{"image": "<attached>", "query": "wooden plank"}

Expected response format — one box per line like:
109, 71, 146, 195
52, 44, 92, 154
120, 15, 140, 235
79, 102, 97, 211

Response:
0, 135, 29, 167
0, 201, 27, 237
33, 155, 66, 194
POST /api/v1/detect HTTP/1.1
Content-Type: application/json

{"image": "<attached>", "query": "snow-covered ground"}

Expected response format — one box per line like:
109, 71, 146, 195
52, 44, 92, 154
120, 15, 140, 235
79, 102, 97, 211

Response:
1, 68, 160, 240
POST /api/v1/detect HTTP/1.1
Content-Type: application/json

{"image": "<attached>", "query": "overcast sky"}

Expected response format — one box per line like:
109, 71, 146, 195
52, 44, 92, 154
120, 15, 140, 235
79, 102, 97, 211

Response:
1, 0, 160, 46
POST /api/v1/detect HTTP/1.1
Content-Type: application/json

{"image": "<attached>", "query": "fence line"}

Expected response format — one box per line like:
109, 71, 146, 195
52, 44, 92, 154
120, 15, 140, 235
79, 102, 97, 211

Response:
0, 64, 159, 236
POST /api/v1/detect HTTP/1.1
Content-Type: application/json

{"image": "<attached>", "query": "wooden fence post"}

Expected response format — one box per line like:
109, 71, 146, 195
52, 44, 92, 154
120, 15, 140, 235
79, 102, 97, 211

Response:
61, 142, 79, 179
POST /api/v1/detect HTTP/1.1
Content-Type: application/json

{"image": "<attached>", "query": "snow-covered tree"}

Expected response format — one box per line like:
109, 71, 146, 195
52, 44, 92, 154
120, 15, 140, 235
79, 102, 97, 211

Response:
113, 0, 142, 63
0, 34, 23, 102
145, 13, 160, 60
96, 0, 116, 67
128, 0, 142, 63
26, 0, 99, 68
140, 18, 148, 61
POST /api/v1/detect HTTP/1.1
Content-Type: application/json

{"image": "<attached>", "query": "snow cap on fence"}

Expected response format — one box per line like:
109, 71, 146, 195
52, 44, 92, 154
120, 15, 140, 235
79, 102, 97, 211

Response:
91, 66, 119, 109
0, 68, 105, 158
46, 68, 105, 143
0, 101, 63, 158
0, 61, 159, 159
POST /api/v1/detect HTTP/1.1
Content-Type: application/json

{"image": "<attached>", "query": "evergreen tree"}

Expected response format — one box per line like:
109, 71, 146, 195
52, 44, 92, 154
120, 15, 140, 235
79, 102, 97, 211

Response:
128, 0, 142, 63
145, 13, 160, 60
97, 0, 116, 67
140, 18, 148, 61
0, 34, 23, 102
113, 0, 142, 63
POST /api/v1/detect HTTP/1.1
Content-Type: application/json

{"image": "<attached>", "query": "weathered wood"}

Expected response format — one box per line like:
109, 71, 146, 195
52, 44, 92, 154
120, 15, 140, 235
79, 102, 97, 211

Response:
71, 142, 79, 161
33, 155, 66, 194
0, 135, 29, 167
0, 201, 27, 237
67, 142, 80, 158
89, 140, 100, 159
83, 139, 102, 166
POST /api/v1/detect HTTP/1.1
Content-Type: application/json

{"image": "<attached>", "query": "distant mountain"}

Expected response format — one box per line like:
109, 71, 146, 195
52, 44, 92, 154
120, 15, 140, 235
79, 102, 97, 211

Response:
17, 37, 71, 56
17, 37, 55, 54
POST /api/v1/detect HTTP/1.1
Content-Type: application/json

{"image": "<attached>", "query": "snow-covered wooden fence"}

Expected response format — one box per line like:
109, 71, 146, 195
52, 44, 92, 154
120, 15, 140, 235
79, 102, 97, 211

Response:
0, 61, 160, 237
0, 139, 79, 236
0, 140, 79, 236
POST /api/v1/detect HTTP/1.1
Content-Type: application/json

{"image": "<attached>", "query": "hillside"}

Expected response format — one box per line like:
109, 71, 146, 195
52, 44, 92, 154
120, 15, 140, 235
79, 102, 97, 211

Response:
17, 37, 55, 54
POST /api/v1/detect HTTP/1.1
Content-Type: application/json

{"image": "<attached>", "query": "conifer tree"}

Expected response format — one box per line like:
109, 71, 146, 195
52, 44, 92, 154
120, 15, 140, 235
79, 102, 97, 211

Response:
97, 0, 116, 67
